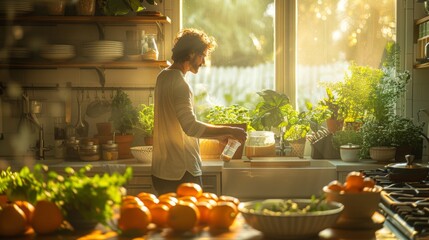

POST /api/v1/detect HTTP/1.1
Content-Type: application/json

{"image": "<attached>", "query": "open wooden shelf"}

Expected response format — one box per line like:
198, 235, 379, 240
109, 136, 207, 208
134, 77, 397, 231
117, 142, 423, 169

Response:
0, 15, 171, 25
1, 60, 170, 69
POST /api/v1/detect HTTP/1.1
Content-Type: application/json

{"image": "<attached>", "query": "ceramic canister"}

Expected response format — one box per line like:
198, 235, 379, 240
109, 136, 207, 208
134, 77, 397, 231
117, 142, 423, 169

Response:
340, 143, 361, 162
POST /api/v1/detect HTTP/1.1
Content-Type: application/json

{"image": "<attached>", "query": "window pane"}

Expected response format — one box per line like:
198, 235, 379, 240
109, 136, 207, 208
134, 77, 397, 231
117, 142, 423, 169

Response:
182, 0, 275, 111
296, 0, 396, 109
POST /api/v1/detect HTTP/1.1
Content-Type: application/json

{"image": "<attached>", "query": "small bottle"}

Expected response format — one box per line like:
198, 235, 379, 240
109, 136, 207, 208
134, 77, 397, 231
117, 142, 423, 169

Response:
102, 140, 119, 161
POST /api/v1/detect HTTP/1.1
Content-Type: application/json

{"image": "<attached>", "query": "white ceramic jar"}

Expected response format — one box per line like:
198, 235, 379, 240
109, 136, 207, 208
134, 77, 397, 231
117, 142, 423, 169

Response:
340, 143, 361, 162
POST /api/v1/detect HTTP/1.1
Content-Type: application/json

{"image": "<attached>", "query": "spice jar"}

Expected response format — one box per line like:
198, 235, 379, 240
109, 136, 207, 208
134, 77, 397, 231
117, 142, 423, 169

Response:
65, 137, 80, 160
79, 141, 100, 161
102, 140, 119, 161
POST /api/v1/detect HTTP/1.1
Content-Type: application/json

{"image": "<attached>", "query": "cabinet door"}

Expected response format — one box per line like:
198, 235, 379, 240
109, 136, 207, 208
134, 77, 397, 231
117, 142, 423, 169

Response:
202, 172, 221, 196
125, 175, 155, 195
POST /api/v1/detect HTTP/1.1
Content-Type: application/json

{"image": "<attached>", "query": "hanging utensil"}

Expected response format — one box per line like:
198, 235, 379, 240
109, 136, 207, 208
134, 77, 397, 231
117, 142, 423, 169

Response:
75, 90, 88, 138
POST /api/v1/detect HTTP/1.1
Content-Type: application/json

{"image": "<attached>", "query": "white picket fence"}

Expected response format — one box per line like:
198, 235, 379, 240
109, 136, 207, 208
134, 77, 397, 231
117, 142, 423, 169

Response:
187, 61, 349, 107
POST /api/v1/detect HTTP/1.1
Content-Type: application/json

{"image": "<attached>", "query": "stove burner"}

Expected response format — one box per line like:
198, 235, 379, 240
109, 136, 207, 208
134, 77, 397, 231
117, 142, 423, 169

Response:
363, 169, 429, 239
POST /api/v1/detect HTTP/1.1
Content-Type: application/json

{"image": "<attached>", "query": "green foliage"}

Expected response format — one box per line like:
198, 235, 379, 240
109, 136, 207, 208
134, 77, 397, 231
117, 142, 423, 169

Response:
0, 164, 132, 227
204, 104, 252, 130
251, 90, 290, 131
328, 63, 384, 122
332, 130, 363, 150
110, 89, 139, 135
279, 104, 311, 141
183, 0, 274, 66
99, 0, 161, 16
317, 88, 346, 120
0, 165, 46, 203
136, 104, 154, 137
53, 165, 132, 226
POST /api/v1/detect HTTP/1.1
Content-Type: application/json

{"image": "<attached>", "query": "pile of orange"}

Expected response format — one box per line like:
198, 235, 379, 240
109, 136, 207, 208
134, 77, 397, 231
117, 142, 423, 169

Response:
0, 199, 63, 237
326, 171, 377, 193
118, 182, 240, 236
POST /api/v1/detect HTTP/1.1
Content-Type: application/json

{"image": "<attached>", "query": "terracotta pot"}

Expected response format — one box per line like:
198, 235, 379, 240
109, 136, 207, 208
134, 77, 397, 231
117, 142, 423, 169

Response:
96, 122, 112, 136
326, 118, 343, 133
115, 134, 134, 159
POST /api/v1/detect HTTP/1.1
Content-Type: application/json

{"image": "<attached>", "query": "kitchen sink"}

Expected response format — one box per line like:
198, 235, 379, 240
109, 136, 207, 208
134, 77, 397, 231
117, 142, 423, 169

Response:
222, 158, 336, 201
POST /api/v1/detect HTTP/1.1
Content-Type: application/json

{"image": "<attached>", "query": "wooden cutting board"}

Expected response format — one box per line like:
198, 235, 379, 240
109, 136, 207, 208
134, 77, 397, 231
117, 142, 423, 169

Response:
248, 158, 311, 168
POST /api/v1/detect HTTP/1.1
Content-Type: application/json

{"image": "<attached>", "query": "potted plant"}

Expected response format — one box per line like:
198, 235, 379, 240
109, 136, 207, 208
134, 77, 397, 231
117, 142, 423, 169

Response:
388, 115, 424, 162
110, 89, 139, 159
200, 104, 252, 159
135, 103, 154, 146
98, 0, 162, 16
318, 88, 346, 133
251, 89, 290, 132
360, 118, 397, 162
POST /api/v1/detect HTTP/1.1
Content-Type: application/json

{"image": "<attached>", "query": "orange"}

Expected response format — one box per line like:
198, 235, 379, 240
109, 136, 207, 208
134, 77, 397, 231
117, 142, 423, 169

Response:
15, 200, 35, 226
178, 196, 198, 204
158, 196, 178, 208
345, 171, 364, 191
149, 203, 170, 228
218, 195, 240, 208
0, 203, 27, 237
121, 196, 144, 210
118, 204, 152, 236
327, 180, 344, 192
196, 201, 213, 226
208, 201, 238, 229
198, 192, 218, 202
31, 200, 63, 235
167, 201, 200, 232
137, 193, 159, 209
158, 192, 177, 199
363, 177, 376, 188
176, 183, 203, 198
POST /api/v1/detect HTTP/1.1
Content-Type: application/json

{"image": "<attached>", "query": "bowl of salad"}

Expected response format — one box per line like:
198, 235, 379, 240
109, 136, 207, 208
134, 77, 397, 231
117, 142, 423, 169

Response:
238, 198, 343, 239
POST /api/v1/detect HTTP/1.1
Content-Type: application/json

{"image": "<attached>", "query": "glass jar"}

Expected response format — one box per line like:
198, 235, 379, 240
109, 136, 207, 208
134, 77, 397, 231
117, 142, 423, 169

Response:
65, 137, 80, 160
141, 33, 159, 60
102, 140, 119, 161
79, 141, 100, 161
245, 131, 276, 157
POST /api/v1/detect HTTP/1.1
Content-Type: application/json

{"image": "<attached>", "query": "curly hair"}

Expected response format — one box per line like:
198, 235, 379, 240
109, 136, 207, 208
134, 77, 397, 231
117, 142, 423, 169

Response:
171, 28, 217, 63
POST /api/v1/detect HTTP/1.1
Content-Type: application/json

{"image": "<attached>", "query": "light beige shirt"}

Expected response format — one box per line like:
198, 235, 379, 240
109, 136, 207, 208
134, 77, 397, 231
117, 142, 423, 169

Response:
152, 69, 207, 180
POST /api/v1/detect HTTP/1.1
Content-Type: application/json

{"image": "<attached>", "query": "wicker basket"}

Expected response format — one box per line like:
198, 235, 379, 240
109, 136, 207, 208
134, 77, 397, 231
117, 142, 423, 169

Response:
130, 146, 153, 163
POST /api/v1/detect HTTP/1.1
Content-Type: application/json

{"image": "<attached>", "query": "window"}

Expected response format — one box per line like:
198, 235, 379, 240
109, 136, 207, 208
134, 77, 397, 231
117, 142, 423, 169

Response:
178, 0, 396, 110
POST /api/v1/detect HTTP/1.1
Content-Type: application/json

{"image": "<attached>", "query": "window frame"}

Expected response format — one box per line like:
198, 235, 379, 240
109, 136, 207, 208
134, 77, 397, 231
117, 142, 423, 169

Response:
171, 0, 404, 111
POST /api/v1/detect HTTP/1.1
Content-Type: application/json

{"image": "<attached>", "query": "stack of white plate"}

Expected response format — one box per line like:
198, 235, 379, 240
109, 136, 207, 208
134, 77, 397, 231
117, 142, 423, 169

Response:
0, 0, 33, 15
82, 40, 124, 62
39, 44, 76, 61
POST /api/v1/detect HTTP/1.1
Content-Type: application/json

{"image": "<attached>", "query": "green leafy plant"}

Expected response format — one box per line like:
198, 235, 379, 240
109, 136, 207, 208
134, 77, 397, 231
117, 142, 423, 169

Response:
98, 0, 162, 16
204, 104, 252, 130
251, 90, 290, 131
51, 165, 132, 227
135, 103, 154, 137
110, 89, 139, 135
279, 104, 311, 141
0, 165, 46, 203
317, 88, 345, 121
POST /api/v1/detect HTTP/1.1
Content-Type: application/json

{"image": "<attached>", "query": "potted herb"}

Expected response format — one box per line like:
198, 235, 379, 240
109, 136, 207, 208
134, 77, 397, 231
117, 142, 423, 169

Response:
135, 103, 154, 145
388, 115, 424, 161
251, 89, 290, 132
200, 104, 251, 159
110, 89, 139, 159
360, 118, 397, 161
318, 88, 346, 133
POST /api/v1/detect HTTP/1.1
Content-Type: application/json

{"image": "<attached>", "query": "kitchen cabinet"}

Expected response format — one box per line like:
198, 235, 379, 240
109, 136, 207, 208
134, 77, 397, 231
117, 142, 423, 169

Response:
331, 160, 385, 182
415, 15, 429, 69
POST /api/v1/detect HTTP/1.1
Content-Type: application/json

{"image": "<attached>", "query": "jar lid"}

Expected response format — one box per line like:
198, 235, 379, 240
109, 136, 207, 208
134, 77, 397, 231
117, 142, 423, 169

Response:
80, 141, 99, 150
340, 143, 361, 149
103, 140, 118, 149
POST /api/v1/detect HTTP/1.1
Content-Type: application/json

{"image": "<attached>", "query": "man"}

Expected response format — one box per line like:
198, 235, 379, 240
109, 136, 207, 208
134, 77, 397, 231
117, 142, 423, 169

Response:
152, 28, 247, 195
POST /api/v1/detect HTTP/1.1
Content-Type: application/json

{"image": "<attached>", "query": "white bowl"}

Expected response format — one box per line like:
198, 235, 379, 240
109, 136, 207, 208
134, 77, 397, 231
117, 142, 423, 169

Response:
130, 146, 153, 163
239, 199, 343, 239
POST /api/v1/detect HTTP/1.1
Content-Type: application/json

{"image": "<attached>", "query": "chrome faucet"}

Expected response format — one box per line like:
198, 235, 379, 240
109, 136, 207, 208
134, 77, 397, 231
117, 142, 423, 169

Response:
32, 125, 51, 160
